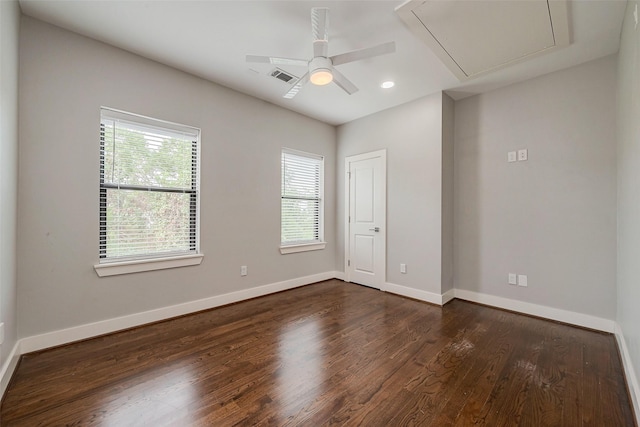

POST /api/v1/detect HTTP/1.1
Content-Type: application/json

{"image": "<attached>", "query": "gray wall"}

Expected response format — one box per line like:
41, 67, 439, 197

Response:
17, 17, 336, 338
617, 0, 640, 402
454, 55, 617, 319
336, 92, 445, 295
0, 0, 20, 366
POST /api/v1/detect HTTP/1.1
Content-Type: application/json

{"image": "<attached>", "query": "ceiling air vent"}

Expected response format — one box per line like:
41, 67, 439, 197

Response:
270, 68, 298, 84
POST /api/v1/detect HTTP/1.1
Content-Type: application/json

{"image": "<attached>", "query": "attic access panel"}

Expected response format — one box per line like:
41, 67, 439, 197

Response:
396, 0, 570, 81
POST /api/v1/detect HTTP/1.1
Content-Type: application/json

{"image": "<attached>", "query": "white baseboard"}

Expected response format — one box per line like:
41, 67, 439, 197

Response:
442, 289, 456, 305
453, 289, 615, 333
20, 271, 336, 354
373, 284, 612, 332
615, 322, 640, 426
384, 282, 446, 305
3, 275, 626, 406
0, 341, 21, 398
334, 270, 346, 281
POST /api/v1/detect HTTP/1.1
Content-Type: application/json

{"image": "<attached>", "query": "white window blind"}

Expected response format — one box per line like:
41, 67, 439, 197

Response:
99, 108, 200, 262
281, 149, 324, 245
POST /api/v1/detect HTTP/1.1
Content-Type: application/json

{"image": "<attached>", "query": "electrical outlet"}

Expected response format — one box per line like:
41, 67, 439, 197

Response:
518, 149, 528, 161
517, 275, 528, 287
0, 323, 4, 345
507, 151, 517, 163
241, 265, 248, 276
508, 273, 517, 285
400, 263, 407, 274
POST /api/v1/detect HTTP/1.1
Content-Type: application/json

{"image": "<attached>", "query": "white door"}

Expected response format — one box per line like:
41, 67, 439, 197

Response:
345, 150, 386, 289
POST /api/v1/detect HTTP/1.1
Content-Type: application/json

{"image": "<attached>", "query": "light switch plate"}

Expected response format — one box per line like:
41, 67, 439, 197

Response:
400, 263, 407, 274
518, 149, 528, 161
508, 273, 517, 285
240, 265, 248, 276
507, 151, 517, 162
517, 274, 528, 287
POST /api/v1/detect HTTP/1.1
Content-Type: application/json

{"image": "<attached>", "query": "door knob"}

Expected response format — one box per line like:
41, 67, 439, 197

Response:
369, 227, 380, 232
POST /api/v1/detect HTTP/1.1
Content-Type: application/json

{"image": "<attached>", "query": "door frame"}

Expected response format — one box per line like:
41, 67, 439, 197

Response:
344, 149, 387, 290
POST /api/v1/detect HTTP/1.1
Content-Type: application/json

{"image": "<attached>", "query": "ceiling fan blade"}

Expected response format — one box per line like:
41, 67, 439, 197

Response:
246, 55, 308, 67
331, 68, 358, 95
330, 41, 396, 66
283, 72, 310, 99
312, 7, 329, 58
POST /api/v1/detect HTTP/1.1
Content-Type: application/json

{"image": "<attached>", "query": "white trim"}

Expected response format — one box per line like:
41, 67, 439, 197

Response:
281, 148, 325, 249
453, 289, 615, 332
344, 164, 350, 281
20, 271, 334, 354
94, 253, 204, 277
0, 341, 21, 398
370, 280, 615, 333
101, 106, 201, 138
441, 289, 456, 305
280, 242, 326, 254
614, 322, 640, 426
99, 107, 202, 264
385, 282, 446, 305
3, 274, 632, 408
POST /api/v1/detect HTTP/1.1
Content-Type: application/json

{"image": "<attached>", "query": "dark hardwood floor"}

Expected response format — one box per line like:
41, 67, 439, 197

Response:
1, 280, 635, 426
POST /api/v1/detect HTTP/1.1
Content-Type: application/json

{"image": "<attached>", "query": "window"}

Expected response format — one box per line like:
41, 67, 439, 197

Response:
281, 149, 325, 254
95, 108, 202, 276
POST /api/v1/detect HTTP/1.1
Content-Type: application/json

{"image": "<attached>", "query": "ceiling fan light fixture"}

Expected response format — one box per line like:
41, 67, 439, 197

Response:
310, 68, 333, 85
309, 56, 334, 86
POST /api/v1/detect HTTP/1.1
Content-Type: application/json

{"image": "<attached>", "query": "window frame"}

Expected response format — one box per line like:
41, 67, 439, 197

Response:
280, 148, 326, 254
94, 107, 203, 277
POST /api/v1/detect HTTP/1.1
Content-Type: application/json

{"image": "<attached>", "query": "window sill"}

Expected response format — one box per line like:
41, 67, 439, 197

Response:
94, 253, 204, 277
280, 242, 326, 254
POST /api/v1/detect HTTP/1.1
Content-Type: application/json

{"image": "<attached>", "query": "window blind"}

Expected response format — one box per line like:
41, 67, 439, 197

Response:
281, 149, 323, 245
99, 108, 199, 262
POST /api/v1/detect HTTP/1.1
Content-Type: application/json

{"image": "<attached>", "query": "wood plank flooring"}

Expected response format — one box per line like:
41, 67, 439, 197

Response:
1, 280, 635, 426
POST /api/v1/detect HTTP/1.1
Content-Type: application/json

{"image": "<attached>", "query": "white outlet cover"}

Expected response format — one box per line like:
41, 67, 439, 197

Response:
517, 274, 528, 287
508, 273, 517, 285
240, 266, 248, 276
518, 149, 528, 161
507, 151, 517, 162
400, 263, 407, 273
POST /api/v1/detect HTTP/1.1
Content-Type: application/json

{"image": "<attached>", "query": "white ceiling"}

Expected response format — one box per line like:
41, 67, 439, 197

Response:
19, 0, 626, 126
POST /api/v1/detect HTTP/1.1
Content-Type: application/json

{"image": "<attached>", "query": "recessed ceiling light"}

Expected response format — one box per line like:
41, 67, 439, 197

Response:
381, 81, 395, 89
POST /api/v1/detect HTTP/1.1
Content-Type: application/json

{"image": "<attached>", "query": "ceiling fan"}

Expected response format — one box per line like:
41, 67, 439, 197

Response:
246, 7, 396, 99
